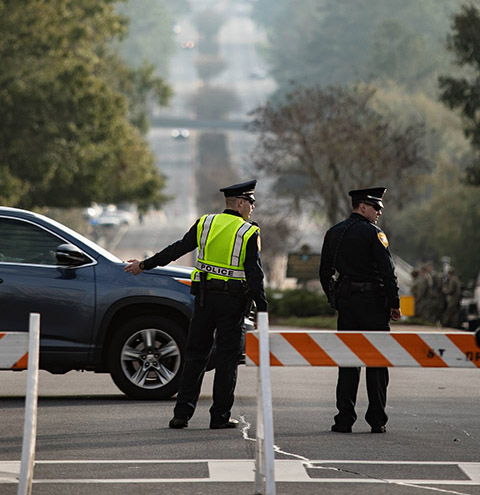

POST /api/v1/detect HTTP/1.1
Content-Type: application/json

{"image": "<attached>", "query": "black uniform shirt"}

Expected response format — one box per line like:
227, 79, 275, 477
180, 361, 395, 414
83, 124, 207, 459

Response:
142, 209, 268, 311
319, 212, 400, 309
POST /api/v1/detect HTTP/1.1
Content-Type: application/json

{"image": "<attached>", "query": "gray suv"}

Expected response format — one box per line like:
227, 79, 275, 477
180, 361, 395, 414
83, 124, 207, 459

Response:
0, 207, 194, 399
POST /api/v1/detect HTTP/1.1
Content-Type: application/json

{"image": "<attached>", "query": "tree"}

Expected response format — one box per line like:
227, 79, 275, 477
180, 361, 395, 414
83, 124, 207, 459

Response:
253, 0, 459, 93
390, 160, 480, 283
0, 0, 171, 208
368, 21, 436, 91
249, 85, 429, 224
439, 3, 480, 185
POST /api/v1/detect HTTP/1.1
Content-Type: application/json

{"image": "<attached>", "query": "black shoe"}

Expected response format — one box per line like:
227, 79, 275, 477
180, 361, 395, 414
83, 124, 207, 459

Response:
331, 424, 352, 433
210, 419, 239, 429
371, 425, 386, 433
169, 417, 188, 429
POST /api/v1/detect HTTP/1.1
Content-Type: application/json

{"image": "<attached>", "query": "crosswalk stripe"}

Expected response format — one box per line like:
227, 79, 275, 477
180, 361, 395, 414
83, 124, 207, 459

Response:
1, 460, 480, 484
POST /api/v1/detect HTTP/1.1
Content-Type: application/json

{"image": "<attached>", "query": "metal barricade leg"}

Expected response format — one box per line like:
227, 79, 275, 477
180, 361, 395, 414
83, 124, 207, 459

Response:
254, 312, 275, 495
18, 313, 40, 495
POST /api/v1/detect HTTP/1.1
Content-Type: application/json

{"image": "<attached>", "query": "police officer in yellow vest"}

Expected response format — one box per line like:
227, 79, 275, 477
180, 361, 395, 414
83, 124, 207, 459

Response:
125, 180, 267, 429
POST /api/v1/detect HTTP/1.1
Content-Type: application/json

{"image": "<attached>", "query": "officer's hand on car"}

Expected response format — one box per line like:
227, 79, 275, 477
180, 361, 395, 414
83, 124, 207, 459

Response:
124, 259, 144, 276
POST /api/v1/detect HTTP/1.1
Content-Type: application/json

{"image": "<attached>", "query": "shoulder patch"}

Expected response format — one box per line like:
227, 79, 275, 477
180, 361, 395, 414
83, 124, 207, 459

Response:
377, 232, 389, 248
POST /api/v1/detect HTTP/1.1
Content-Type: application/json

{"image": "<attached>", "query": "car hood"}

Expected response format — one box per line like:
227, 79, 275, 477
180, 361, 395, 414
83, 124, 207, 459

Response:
142, 264, 193, 279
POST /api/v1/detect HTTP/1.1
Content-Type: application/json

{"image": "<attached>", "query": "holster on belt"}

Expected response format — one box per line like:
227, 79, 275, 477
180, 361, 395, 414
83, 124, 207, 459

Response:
244, 288, 254, 317
198, 271, 207, 307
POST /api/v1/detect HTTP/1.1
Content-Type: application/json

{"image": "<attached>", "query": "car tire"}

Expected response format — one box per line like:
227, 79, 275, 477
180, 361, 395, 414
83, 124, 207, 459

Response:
108, 315, 186, 400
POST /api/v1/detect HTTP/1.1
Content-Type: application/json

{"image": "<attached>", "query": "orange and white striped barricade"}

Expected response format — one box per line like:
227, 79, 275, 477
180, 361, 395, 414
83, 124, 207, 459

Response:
0, 313, 41, 495
0, 332, 29, 370
246, 312, 480, 495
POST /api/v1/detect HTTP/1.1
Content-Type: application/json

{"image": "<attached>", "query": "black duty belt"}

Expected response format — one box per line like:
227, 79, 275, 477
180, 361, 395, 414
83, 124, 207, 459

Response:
350, 281, 383, 292
204, 279, 247, 292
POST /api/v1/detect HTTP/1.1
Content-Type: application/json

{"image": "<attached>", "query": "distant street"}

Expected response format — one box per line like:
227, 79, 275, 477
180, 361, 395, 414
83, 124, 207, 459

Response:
113, 0, 276, 264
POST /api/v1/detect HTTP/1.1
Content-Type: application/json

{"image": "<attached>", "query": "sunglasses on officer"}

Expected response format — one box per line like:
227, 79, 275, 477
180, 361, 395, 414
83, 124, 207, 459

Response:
236, 196, 255, 205
362, 201, 382, 211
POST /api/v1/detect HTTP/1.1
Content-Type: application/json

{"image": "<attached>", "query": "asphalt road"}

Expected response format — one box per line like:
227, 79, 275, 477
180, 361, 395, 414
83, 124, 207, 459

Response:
1, 362, 479, 494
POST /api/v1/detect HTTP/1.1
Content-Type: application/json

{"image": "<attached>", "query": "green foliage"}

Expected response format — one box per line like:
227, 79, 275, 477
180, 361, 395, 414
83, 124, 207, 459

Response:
369, 21, 436, 91
390, 161, 480, 283
0, 0, 170, 208
107, 56, 173, 134
271, 315, 337, 329
439, 3, 480, 185
266, 288, 335, 318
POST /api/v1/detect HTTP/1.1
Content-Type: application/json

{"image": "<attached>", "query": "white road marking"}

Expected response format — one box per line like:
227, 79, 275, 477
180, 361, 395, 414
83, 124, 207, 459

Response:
0, 460, 479, 487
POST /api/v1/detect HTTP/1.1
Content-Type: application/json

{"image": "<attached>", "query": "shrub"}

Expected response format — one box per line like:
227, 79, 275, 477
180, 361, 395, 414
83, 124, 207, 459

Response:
266, 288, 335, 317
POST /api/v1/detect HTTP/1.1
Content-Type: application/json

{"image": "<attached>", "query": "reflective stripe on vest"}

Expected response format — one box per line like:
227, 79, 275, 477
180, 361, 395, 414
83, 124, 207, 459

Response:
192, 213, 258, 282
194, 261, 245, 279
231, 222, 253, 267
198, 214, 215, 261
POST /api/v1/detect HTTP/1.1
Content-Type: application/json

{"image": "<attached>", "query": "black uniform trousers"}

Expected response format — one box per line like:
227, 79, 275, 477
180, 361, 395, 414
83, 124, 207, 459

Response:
173, 290, 246, 424
335, 290, 390, 429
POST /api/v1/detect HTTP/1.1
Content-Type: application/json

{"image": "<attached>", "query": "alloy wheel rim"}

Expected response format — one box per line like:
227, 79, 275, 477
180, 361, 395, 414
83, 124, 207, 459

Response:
120, 328, 181, 389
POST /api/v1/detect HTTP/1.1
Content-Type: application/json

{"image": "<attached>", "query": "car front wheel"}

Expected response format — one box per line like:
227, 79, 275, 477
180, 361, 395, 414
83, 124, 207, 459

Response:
108, 315, 186, 400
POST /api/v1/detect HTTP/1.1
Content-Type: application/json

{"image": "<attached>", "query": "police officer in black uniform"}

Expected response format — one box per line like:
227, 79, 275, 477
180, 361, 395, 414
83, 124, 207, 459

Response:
319, 187, 401, 433
125, 180, 267, 429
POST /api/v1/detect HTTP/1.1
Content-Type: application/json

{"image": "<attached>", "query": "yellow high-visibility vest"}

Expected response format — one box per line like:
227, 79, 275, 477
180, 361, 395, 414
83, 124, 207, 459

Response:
191, 213, 259, 282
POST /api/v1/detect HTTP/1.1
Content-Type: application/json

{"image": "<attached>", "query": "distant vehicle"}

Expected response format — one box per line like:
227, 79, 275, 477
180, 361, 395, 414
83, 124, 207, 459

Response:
0, 207, 195, 399
171, 128, 190, 140
98, 209, 134, 227
459, 271, 480, 332
475, 271, 480, 315
181, 40, 195, 49
85, 204, 135, 228
96, 212, 121, 227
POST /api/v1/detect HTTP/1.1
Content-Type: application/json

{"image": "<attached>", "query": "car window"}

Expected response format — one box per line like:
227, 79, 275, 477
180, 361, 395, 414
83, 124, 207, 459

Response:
0, 218, 63, 265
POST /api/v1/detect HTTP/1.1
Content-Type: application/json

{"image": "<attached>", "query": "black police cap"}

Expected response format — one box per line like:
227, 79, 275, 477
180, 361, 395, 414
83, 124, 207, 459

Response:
348, 187, 387, 208
219, 179, 257, 201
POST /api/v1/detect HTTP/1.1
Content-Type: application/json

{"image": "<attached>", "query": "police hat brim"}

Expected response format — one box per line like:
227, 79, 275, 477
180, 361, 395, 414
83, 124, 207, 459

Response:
219, 179, 257, 199
348, 187, 386, 208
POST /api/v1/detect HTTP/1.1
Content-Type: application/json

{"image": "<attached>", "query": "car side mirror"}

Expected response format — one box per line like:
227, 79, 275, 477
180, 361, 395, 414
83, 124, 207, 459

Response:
56, 244, 91, 267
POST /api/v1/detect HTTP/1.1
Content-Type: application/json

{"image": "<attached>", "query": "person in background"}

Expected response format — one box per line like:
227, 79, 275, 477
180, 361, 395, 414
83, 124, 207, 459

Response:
426, 262, 445, 324
410, 269, 421, 317
442, 268, 461, 328
416, 265, 433, 322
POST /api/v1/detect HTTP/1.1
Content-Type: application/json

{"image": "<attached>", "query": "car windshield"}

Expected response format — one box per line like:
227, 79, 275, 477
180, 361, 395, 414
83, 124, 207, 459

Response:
37, 212, 122, 263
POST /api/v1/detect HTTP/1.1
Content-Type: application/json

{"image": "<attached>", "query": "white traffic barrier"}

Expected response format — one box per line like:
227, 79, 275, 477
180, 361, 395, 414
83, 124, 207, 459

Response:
0, 314, 41, 495
254, 312, 275, 495
246, 313, 479, 495
18, 313, 40, 495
